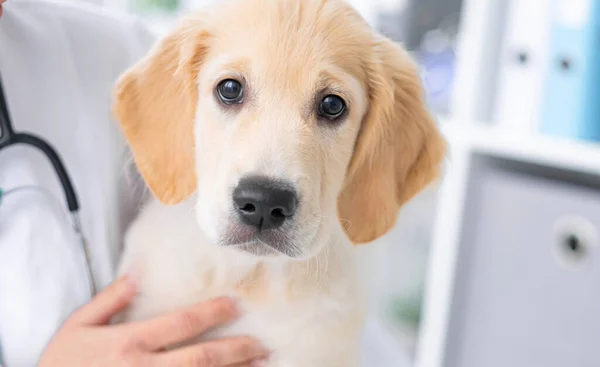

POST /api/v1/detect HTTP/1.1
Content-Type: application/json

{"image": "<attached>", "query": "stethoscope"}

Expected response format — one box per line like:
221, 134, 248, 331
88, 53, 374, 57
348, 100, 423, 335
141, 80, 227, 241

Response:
0, 70, 97, 296
0, 70, 98, 363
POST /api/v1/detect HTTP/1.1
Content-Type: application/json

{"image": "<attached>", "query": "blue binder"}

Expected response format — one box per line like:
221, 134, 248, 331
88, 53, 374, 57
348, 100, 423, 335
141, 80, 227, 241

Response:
540, 0, 600, 141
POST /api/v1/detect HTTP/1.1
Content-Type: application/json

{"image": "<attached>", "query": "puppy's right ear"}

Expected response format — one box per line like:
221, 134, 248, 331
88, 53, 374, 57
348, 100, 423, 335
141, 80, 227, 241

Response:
114, 17, 211, 205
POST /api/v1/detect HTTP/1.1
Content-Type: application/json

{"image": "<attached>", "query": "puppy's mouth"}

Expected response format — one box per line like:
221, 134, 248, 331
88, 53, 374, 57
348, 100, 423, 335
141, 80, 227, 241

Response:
219, 224, 301, 258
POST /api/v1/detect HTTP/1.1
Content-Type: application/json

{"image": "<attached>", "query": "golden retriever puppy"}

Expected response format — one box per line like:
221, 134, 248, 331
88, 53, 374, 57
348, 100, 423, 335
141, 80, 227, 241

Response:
113, 0, 445, 365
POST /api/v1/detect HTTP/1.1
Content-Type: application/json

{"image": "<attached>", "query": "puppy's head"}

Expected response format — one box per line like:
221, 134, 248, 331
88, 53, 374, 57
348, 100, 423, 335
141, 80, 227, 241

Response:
115, 0, 445, 259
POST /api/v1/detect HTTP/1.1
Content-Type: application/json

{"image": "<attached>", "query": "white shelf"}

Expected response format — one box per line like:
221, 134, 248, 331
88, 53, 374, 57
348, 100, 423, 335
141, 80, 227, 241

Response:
440, 122, 600, 177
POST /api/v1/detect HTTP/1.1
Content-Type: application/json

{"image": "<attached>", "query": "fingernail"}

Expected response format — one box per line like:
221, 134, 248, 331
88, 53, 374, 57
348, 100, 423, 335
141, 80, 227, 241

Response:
226, 296, 242, 315
122, 274, 138, 293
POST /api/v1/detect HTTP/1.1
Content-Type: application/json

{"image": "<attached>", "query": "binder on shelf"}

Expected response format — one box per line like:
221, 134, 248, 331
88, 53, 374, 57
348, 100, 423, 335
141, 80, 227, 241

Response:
540, 0, 600, 141
493, 0, 551, 133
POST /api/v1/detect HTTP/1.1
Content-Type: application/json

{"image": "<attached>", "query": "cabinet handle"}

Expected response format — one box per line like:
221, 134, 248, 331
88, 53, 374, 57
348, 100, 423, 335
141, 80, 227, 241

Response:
552, 215, 596, 270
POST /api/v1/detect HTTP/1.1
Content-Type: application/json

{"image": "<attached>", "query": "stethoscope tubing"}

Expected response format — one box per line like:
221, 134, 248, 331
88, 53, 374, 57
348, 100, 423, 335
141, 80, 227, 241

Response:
0, 70, 97, 299
0, 131, 80, 212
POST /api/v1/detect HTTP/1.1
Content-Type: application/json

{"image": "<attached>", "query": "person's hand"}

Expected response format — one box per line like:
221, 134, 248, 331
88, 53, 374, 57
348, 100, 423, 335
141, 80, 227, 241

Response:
38, 276, 269, 367
0, 0, 6, 18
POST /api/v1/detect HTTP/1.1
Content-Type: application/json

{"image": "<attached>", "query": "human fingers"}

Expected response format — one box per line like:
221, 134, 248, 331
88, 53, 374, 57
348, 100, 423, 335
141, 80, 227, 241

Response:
133, 297, 240, 350
68, 276, 136, 326
153, 336, 269, 367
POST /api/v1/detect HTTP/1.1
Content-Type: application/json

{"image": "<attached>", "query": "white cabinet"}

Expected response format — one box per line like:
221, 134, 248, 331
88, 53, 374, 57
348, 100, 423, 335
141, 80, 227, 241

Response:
416, 123, 600, 367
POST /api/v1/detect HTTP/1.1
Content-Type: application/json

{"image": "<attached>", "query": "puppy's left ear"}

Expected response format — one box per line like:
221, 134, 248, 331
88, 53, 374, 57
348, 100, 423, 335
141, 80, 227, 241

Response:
338, 37, 446, 244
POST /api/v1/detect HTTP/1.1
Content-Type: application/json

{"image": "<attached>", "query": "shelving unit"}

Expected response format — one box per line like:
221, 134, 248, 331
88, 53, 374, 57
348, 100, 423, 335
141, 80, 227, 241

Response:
416, 0, 600, 362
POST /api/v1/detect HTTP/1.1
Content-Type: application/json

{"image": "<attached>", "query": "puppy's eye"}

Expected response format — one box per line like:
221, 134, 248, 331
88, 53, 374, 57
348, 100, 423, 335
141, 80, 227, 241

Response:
217, 79, 243, 104
318, 95, 346, 121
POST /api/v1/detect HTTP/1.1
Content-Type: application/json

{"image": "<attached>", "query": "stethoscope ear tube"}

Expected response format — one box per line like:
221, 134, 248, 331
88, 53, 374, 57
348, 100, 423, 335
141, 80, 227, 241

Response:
0, 73, 80, 213
0, 69, 14, 144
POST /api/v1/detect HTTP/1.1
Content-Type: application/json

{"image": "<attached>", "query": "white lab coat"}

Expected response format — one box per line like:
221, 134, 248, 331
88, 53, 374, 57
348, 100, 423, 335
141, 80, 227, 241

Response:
0, 1, 155, 365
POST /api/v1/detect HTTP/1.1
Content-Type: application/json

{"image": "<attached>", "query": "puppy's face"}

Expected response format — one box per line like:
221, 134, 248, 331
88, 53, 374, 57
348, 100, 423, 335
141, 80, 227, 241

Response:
192, 3, 369, 258
115, 0, 445, 259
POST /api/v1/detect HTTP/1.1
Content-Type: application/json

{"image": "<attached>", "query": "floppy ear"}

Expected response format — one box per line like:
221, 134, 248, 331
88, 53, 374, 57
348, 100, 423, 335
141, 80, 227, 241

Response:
338, 37, 446, 244
114, 18, 210, 204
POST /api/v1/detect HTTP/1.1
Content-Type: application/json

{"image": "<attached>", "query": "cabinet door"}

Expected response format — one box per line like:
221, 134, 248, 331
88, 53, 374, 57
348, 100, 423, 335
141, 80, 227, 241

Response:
446, 157, 600, 367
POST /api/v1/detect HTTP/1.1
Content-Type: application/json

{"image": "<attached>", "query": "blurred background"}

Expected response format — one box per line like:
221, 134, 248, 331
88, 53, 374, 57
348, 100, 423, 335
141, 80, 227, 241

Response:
39, 0, 600, 366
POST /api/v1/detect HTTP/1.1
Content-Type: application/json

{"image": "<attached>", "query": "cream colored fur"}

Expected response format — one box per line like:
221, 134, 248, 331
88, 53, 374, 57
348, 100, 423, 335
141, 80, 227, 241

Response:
113, 0, 446, 366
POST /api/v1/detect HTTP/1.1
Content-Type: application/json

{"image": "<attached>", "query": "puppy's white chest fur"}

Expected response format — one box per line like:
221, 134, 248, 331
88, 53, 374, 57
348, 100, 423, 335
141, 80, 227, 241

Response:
117, 199, 364, 367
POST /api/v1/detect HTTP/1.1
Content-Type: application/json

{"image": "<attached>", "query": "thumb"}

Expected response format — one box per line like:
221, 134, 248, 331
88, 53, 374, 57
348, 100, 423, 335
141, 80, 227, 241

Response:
68, 276, 137, 326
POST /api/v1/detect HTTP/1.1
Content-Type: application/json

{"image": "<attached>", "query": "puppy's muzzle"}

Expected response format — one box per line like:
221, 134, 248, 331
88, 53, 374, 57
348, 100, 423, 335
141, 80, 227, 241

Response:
233, 176, 298, 231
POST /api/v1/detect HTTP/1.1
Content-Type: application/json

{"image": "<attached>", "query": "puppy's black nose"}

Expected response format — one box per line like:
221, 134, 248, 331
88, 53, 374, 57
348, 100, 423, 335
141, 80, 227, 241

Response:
233, 176, 298, 230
